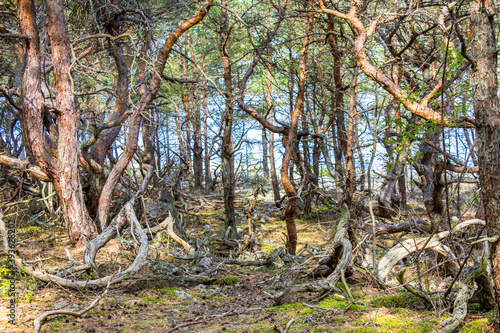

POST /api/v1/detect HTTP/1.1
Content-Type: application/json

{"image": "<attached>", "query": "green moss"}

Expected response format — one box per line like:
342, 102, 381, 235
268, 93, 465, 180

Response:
371, 293, 421, 308
460, 318, 494, 333
260, 244, 275, 253
158, 288, 177, 297
216, 275, 238, 285
19, 226, 40, 234
318, 296, 367, 311
300, 308, 313, 315
265, 302, 304, 312
348, 309, 436, 333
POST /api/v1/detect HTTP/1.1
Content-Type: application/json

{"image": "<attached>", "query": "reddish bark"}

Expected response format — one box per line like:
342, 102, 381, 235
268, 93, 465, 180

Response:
470, 0, 500, 307
18, 0, 98, 243
280, 8, 313, 255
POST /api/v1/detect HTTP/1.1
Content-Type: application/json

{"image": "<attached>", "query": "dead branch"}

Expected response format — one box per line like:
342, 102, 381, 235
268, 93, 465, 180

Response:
164, 307, 262, 333
154, 212, 193, 253
84, 165, 153, 270
371, 219, 433, 236
0, 154, 50, 181
224, 247, 292, 266
377, 219, 485, 281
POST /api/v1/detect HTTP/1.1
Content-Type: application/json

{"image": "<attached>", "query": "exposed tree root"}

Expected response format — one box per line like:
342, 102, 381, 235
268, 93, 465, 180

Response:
153, 212, 193, 253
83, 165, 153, 270
394, 268, 432, 304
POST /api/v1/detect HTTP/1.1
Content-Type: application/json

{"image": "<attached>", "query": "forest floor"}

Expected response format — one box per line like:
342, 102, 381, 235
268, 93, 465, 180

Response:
0, 186, 497, 333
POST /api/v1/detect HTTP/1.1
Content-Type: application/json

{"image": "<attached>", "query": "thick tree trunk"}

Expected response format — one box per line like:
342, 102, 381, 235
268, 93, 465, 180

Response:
413, 129, 444, 227
470, 0, 500, 308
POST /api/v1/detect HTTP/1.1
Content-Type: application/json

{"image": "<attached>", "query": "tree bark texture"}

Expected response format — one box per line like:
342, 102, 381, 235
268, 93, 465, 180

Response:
18, 0, 98, 243
470, 0, 500, 308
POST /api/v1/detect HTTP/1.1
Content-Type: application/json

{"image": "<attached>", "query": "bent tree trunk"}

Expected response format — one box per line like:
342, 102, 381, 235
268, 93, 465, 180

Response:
470, 0, 500, 307
413, 129, 444, 227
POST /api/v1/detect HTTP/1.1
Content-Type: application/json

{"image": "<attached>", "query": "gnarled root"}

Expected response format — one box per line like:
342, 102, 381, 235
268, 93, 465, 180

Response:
84, 165, 153, 270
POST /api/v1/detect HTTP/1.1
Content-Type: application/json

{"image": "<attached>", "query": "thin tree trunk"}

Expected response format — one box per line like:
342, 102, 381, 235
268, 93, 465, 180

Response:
326, 15, 346, 188
220, 0, 236, 239
262, 127, 269, 179
266, 62, 280, 205
202, 65, 212, 194
281, 6, 313, 255
345, 66, 358, 201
